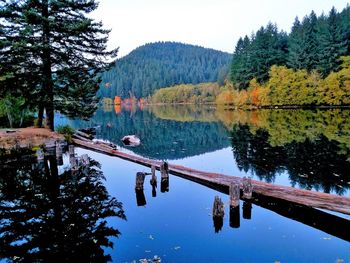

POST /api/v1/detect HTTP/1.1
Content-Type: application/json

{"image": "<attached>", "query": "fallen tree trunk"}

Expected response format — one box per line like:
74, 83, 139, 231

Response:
72, 137, 350, 215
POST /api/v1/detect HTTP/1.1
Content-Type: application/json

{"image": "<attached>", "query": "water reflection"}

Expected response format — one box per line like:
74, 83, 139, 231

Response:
230, 124, 350, 194
0, 146, 125, 262
60, 105, 350, 195
63, 106, 231, 160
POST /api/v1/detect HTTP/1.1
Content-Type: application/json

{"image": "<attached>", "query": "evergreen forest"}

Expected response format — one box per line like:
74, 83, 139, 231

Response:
230, 6, 350, 90
98, 42, 231, 99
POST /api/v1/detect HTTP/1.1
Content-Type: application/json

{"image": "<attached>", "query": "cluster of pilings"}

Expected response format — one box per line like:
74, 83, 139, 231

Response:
212, 177, 253, 232
135, 161, 169, 206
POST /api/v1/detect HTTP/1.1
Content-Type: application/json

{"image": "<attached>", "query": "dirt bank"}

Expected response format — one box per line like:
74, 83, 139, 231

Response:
0, 128, 64, 149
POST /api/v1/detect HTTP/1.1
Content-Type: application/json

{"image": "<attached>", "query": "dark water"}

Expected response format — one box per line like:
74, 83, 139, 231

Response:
1, 106, 350, 262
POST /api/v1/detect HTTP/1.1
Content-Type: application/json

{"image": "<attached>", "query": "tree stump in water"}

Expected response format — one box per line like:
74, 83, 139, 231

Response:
160, 161, 169, 179
150, 165, 157, 197
160, 161, 169, 192
230, 183, 240, 207
212, 196, 224, 233
229, 205, 240, 228
242, 177, 253, 199
135, 172, 146, 191
243, 201, 252, 220
56, 143, 63, 165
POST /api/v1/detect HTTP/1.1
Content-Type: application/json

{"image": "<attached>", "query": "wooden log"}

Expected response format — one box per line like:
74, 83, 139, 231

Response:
229, 183, 240, 207
242, 177, 253, 199
75, 130, 93, 140
135, 172, 146, 191
72, 137, 350, 216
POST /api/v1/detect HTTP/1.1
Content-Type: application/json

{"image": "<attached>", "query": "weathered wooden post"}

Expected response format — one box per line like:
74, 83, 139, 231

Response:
69, 145, 76, 170
160, 161, 169, 193
212, 196, 224, 233
150, 165, 157, 197
230, 205, 240, 228
229, 183, 240, 228
135, 172, 146, 206
135, 172, 146, 191
160, 161, 169, 179
135, 189, 147, 206
56, 143, 63, 166
229, 183, 240, 207
242, 177, 253, 199
243, 201, 252, 220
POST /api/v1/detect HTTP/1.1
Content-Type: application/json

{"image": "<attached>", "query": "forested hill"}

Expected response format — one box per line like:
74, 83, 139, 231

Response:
98, 42, 231, 99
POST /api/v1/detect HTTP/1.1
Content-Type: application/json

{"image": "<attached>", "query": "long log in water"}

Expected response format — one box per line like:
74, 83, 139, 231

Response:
72, 137, 350, 215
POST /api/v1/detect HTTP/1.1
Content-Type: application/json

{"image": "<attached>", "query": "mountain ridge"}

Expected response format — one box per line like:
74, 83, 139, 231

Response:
98, 41, 232, 99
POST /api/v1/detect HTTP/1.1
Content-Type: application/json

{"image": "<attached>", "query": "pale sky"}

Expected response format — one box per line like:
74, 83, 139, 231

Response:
92, 0, 349, 57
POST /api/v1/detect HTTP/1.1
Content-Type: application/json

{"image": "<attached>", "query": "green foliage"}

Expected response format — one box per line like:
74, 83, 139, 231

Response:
98, 42, 231, 99
56, 125, 75, 143
0, 94, 33, 128
231, 6, 350, 90
0, 0, 117, 130
151, 83, 221, 104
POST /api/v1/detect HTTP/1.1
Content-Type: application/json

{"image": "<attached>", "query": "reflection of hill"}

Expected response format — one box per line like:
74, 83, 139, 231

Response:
67, 108, 230, 160
148, 105, 218, 122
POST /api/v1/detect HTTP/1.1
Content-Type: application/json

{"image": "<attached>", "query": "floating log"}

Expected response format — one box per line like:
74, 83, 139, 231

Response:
72, 137, 350, 216
75, 130, 94, 140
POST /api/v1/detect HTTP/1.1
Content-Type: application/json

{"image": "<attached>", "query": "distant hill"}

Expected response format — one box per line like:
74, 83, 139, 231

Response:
98, 42, 232, 99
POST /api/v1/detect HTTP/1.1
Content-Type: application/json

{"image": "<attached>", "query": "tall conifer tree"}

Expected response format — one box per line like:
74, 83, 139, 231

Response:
0, 0, 117, 130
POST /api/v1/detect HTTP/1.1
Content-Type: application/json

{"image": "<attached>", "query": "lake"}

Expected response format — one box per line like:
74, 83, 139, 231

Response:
1, 105, 350, 262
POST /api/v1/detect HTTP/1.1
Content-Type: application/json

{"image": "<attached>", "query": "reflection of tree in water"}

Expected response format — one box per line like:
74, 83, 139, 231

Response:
0, 147, 125, 262
231, 124, 350, 195
65, 107, 230, 160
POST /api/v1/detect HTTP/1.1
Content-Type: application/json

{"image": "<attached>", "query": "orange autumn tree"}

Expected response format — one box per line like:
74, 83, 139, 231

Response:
114, 96, 121, 105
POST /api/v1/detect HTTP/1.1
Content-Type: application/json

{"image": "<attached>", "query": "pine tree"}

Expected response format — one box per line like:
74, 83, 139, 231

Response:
318, 7, 347, 76
0, 0, 117, 130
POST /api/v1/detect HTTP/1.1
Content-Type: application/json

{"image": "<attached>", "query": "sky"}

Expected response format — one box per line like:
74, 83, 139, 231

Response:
91, 0, 349, 57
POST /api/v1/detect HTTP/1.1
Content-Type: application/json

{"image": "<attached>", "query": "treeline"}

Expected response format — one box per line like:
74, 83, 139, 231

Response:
151, 83, 221, 104
230, 6, 350, 90
219, 56, 350, 107
98, 42, 231, 99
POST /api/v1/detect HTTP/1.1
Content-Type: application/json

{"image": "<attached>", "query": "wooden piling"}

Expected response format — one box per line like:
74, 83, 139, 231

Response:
229, 183, 240, 207
56, 143, 63, 166
243, 201, 252, 220
135, 172, 146, 191
72, 137, 350, 216
160, 161, 169, 178
229, 205, 240, 228
242, 177, 253, 199
150, 165, 157, 197
212, 196, 224, 233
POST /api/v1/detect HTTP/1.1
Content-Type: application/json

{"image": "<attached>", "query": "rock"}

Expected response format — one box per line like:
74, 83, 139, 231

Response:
121, 135, 140, 146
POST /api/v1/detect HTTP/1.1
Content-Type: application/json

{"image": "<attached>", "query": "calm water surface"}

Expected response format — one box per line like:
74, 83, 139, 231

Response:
1, 105, 349, 262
